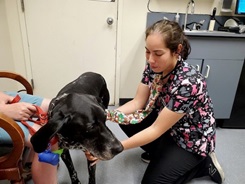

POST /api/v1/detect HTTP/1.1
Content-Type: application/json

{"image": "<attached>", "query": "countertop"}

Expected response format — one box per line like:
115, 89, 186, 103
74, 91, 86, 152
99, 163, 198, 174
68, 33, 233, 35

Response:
184, 30, 245, 38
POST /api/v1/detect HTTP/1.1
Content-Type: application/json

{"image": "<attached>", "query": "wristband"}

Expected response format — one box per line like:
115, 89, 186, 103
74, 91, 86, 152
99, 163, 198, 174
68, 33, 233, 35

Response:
106, 74, 163, 125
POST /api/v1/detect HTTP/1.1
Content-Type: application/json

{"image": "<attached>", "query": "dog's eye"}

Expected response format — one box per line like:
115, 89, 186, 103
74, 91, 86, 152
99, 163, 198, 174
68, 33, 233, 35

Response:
84, 124, 97, 135
85, 125, 95, 134
87, 125, 94, 129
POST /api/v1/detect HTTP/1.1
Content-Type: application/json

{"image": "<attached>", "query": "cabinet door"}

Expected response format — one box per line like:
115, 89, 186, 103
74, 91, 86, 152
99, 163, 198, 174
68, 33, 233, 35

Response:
202, 59, 244, 119
186, 59, 203, 72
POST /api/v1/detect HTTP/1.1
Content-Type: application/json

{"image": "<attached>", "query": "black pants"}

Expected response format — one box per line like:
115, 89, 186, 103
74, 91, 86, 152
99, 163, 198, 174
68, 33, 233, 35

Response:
119, 110, 210, 184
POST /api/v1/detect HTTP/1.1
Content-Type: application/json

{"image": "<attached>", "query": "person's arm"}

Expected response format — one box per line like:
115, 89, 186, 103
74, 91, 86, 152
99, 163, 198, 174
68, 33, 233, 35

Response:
0, 92, 37, 121
86, 107, 185, 163
121, 107, 185, 150
116, 82, 150, 115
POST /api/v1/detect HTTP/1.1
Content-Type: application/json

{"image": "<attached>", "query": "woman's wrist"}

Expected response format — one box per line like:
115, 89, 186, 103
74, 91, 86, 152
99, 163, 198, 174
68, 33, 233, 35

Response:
0, 104, 4, 112
0, 104, 12, 119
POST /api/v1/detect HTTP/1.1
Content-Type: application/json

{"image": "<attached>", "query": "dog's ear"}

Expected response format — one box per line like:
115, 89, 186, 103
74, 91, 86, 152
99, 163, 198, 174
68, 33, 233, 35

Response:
48, 93, 69, 117
90, 96, 107, 122
99, 86, 110, 108
94, 96, 104, 108
31, 112, 70, 153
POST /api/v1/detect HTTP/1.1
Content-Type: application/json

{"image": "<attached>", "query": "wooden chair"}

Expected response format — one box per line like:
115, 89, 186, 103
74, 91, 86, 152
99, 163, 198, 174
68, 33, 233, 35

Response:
0, 71, 33, 184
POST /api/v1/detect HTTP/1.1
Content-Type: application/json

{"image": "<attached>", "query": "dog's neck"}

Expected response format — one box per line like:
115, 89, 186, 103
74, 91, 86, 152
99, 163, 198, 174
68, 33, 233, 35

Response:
57, 133, 86, 151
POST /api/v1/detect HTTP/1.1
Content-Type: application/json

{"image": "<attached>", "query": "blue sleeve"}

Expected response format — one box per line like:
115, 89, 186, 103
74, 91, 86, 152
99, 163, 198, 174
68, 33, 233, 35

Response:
4, 92, 43, 106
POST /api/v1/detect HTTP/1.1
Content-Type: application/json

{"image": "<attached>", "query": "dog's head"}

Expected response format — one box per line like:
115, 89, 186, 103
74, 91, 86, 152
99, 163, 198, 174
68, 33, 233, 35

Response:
31, 93, 123, 160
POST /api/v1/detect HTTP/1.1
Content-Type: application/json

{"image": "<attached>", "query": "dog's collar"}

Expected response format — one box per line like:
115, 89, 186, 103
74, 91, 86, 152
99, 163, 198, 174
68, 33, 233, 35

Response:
52, 148, 64, 156
50, 136, 59, 145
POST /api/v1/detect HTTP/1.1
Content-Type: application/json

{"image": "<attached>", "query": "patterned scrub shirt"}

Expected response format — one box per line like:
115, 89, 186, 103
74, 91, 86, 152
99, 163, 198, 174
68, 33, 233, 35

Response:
141, 59, 216, 157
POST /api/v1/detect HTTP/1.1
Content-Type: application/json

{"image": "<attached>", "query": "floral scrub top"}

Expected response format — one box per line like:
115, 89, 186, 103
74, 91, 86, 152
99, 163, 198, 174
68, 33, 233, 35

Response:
141, 59, 216, 157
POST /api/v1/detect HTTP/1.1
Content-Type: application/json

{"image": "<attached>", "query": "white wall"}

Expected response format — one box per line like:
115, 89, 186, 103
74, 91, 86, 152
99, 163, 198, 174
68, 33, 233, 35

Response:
0, 0, 14, 71
0, 0, 15, 90
0, 0, 29, 91
1, 0, 237, 102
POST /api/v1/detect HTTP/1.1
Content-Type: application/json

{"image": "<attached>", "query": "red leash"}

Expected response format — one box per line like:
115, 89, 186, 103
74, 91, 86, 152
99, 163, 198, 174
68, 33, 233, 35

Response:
10, 94, 58, 145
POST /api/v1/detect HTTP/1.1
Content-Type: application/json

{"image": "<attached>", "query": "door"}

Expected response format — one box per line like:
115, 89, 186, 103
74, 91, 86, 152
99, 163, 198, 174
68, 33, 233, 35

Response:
21, 0, 117, 104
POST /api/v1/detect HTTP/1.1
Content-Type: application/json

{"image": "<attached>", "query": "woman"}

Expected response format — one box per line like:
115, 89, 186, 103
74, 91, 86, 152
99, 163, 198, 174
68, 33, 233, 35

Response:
102, 19, 225, 184
0, 91, 58, 184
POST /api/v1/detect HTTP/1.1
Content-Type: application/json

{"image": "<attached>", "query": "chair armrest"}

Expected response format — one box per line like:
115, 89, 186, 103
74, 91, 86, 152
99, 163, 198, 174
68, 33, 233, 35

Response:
0, 113, 25, 168
0, 71, 33, 95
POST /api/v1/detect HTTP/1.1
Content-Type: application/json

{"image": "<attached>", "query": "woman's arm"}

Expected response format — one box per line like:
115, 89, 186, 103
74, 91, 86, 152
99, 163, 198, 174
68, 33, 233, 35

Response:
121, 107, 185, 150
117, 83, 150, 115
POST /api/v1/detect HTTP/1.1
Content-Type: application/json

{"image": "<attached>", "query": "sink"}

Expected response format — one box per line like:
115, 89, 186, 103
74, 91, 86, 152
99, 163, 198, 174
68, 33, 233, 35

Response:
185, 30, 209, 32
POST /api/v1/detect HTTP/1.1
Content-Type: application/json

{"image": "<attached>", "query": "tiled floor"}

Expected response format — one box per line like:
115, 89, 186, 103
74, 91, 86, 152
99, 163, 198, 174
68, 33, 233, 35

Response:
1, 121, 245, 184
39, 125, 245, 183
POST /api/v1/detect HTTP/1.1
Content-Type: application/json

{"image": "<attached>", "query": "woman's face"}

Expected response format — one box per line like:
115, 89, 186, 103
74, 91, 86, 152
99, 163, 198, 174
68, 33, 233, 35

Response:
145, 32, 178, 74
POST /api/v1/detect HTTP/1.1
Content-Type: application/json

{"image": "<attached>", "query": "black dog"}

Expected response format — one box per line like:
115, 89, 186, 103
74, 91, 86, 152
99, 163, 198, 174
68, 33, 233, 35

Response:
31, 72, 123, 184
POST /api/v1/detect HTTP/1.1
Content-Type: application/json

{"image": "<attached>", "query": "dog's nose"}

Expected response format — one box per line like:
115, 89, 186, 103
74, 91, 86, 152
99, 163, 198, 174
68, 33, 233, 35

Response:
111, 142, 124, 155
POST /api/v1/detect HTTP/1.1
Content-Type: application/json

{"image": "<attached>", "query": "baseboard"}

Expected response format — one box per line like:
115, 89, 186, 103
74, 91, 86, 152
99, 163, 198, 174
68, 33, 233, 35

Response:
119, 98, 133, 106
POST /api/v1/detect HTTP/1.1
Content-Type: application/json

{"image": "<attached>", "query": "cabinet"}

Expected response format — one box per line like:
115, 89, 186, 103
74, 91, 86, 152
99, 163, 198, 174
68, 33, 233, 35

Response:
186, 37, 245, 119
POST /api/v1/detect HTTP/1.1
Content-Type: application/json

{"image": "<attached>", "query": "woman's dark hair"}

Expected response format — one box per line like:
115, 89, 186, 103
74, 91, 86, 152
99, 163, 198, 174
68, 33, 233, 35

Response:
145, 20, 191, 60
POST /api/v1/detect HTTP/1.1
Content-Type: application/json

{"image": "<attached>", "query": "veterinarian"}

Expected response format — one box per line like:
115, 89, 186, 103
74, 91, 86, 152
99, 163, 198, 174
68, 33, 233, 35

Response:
0, 91, 58, 184
88, 20, 225, 184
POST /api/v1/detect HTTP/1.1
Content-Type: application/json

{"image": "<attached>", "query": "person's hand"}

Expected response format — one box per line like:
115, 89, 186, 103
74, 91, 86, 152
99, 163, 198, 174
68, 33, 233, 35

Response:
84, 151, 99, 166
0, 92, 14, 104
2, 102, 37, 121
106, 109, 129, 124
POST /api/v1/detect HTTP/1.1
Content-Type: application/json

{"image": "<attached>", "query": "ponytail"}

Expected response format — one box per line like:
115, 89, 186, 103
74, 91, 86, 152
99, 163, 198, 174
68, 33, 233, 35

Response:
181, 36, 191, 60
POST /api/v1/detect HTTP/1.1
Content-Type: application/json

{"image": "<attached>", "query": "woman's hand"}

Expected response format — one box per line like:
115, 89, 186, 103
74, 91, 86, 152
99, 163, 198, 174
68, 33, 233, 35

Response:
1, 102, 37, 121
84, 151, 99, 166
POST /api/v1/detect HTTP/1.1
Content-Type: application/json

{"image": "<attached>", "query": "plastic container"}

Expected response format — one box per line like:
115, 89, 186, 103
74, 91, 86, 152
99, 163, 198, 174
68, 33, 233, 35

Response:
208, 19, 216, 31
174, 12, 180, 23
208, 7, 216, 31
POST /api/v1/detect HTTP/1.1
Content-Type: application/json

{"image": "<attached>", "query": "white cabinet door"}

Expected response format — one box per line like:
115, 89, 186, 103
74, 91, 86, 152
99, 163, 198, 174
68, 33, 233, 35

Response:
22, 0, 117, 104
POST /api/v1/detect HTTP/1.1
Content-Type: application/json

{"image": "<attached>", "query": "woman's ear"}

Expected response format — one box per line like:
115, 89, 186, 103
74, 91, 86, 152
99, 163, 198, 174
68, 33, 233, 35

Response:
176, 44, 183, 55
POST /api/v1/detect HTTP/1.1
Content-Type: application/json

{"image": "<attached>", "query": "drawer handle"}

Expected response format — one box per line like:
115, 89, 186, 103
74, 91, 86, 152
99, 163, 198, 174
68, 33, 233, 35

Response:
196, 65, 200, 71
204, 65, 210, 78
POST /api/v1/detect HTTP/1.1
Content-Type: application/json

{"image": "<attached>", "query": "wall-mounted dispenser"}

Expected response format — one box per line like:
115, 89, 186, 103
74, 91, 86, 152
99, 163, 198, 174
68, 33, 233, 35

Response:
221, 0, 233, 12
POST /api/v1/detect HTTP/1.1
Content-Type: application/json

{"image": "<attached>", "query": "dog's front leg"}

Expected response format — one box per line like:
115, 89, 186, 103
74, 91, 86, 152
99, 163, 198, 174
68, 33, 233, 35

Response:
87, 159, 96, 184
61, 149, 81, 184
